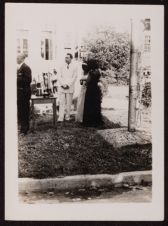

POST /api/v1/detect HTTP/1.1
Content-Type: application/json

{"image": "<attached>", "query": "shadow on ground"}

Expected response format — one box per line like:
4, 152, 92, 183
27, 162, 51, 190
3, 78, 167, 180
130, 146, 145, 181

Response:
18, 114, 152, 179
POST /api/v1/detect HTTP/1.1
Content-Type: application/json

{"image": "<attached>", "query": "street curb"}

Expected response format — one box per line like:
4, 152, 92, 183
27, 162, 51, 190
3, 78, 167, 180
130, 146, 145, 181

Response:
19, 170, 152, 193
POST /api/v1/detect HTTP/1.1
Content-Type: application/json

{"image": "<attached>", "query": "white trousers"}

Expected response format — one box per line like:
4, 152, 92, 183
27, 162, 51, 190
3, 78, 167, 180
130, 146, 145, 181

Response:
58, 92, 73, 121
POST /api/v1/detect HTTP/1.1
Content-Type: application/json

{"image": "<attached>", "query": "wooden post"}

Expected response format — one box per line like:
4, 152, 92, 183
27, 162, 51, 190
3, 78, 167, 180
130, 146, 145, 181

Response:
53, 98, 57, 127
128, 19, 138, 132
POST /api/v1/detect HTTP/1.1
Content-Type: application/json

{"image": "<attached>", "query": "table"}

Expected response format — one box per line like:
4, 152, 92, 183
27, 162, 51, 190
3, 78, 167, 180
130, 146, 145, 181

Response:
31, 96, 57, 129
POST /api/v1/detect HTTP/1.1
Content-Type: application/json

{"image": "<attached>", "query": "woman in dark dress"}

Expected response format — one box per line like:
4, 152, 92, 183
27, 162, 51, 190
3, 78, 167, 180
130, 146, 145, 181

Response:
83, 59, 104, 127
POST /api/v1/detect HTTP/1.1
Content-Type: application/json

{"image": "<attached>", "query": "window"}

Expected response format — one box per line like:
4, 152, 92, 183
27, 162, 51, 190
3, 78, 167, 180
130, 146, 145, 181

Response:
144, 19, 151, 31
17, 30, 29, 56
23, 39, 28, 55
144, 35, 150, 52
41, 31, 53, 60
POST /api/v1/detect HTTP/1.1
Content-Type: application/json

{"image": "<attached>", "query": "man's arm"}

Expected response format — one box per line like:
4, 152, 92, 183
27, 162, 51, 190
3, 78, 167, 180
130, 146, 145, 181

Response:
25, 66, 32, 84
57, 66, 66, 87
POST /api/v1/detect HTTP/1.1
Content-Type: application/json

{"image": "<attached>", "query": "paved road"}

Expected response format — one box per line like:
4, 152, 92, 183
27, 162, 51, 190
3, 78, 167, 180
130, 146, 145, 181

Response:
102, 85, 151, 133
19, 186, 152, 204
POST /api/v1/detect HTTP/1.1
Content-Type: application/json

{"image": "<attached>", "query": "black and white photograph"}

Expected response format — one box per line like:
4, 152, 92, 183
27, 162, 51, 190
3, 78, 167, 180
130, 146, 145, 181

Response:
5, 3, 164, 221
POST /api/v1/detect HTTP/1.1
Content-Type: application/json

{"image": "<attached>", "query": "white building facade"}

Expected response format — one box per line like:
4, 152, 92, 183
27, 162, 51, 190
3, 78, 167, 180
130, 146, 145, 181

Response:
16, 23, 81, 80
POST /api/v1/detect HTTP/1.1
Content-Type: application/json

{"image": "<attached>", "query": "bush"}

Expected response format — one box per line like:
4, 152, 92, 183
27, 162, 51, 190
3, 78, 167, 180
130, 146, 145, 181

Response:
141, 82, 151, 107
83, 25, 130, 86
99, 69, 129, 95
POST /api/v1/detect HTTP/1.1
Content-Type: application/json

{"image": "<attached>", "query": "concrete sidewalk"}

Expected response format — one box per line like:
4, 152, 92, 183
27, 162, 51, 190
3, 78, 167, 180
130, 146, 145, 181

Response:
19, 170, 152, 193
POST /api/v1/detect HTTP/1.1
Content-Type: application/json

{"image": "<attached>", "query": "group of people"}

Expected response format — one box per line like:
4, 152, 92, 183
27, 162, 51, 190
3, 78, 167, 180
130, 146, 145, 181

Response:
17, 52, 104, 135
75, 57, 104, 127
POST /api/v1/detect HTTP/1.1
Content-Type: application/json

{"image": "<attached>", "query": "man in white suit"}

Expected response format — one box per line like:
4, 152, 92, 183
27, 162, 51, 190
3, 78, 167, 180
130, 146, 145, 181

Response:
57, 53, 78, 122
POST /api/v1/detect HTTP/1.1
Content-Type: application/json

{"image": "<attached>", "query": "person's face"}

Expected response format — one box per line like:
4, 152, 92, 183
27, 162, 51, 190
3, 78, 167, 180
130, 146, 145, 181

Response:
17, 56, 24, 64
65, 55, 72, 64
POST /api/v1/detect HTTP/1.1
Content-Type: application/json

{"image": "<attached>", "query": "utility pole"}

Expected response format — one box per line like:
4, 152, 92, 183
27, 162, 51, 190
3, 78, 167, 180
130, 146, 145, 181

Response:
128, 19, 138, 132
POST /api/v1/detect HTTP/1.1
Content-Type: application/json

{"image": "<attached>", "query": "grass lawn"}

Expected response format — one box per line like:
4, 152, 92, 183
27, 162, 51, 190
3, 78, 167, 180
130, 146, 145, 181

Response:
18, 114, 152, 179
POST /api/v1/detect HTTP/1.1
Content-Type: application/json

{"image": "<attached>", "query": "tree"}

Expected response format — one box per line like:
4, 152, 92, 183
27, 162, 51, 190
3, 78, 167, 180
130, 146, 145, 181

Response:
82, 25, 130, 85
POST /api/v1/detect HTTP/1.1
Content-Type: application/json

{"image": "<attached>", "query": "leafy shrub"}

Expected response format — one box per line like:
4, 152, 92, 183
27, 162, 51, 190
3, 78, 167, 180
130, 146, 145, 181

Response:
83, 25, 130, 87
141, 82, 151, 107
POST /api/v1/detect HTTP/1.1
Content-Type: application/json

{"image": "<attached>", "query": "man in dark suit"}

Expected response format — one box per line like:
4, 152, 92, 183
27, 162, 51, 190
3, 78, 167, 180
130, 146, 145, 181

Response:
17, 53, 32, 135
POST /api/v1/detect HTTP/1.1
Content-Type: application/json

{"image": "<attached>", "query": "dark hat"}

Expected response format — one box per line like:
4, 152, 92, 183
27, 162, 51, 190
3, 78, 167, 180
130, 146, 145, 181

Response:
87, 59, 99, 70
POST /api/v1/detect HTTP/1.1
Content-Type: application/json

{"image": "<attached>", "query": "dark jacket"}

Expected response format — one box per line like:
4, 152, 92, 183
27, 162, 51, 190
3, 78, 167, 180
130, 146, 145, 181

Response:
17, 63, 32, 98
